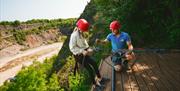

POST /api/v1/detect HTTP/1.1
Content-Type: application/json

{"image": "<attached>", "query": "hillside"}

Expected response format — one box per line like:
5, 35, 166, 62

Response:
0, 0, 179, 91
0, 18, 76, 57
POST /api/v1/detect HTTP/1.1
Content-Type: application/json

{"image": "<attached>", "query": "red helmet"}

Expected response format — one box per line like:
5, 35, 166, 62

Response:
109, 20, 121, 30
76, 19, 89, 32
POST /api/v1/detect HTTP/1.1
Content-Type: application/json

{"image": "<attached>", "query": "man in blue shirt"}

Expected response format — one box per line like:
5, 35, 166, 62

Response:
96, 20, 135, 71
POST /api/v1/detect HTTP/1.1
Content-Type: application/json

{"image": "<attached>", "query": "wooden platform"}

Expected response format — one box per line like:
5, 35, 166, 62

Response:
97, 52, 180, 91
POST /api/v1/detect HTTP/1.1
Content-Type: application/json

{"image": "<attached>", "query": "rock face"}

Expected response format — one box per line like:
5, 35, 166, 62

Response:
25, 34, 43, 48
0, 27, 61, 57
0, 21, 74, 50
25, 29, 60, 48
0, 27, 61, 48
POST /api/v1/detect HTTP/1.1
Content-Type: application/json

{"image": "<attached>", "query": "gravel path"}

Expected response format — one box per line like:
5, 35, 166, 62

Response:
0, 42, 63, 86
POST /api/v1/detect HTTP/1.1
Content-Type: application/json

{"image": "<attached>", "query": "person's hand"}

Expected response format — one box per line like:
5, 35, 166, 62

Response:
82, 50, 88, 56
125, 52, 135, 60
82, 48, 94, 56
87, 48, 94, 56
125, 54, 132, 60
87, 48, 93, 52
95, 39, 100, 44
114, 65, 122, 71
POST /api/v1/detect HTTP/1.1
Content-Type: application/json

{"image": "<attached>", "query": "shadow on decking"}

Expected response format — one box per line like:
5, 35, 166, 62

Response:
96, 52, 180, 91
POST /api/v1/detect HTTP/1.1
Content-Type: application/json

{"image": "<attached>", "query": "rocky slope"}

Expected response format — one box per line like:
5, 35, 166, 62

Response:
0, 19, 75, 58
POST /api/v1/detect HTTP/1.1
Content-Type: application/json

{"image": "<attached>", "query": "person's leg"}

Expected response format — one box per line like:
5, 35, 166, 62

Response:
84, 62, 96, 85
123, 60, 130, 70
74, 54, 84, 63
73, 61, 78, 75
74, 54, 97, 85
111, 55, 122, 71
85, 66, 102, 90
85, 56, 101, 78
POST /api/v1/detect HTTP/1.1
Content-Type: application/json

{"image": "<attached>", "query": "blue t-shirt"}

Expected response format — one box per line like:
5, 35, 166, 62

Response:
106, 32, 131, 52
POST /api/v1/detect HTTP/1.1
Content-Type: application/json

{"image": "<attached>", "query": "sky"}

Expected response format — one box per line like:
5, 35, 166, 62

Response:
0, 0, 90, 22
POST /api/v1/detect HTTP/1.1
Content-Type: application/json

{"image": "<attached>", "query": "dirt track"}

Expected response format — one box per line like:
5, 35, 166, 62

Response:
0, 42, 63, 86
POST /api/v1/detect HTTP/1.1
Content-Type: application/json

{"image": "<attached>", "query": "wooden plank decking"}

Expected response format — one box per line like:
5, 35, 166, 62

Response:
96, 52, 180, 91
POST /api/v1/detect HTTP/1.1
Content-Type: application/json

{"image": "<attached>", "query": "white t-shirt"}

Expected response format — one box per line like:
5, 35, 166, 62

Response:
69, 29, 89, 55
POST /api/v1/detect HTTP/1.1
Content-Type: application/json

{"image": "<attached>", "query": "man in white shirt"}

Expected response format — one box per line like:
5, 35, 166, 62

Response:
69, 19, 103, 88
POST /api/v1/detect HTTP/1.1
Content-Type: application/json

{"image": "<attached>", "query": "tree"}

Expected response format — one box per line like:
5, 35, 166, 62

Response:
12, 20, 20, 26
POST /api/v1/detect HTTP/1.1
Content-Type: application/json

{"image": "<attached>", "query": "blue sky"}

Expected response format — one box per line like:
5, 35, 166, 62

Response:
0, 0, 90, 22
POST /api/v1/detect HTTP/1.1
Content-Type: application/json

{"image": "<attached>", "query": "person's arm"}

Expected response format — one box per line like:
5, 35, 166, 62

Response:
126, 41, 136, 60
96, 33, 112, 44
125, 33, 133, 51
127, 41, 133, 51
125, 34, 136, 60
95, 39, 109, 44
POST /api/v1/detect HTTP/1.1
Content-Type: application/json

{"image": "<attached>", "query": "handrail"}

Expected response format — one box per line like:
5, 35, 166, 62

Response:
112, 62, 116, 91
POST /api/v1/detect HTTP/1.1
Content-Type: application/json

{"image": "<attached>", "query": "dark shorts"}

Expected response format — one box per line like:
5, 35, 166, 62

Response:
111, 55, 122, 65
111, 54, 129, 66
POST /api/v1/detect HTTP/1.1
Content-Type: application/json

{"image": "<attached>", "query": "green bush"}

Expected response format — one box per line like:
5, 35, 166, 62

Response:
92, 0, 179, 48
12, 20, 20, 27
13, 30, 26, 45
0, 55, 64, 91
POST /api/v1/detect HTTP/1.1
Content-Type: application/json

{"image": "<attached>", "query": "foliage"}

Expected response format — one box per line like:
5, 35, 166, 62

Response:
93, 0, 179, 48
47, 73, 62, 91
60, 56, 91, 91
12, 29, 26, 45
68, 73, 90, 91
0, 21, 13, 25
0, 55, 64, 91
12, 20, 20, 27
58, 36, 67, 42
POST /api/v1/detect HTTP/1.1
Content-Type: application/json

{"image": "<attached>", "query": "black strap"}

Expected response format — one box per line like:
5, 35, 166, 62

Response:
74, 60, 78, 76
